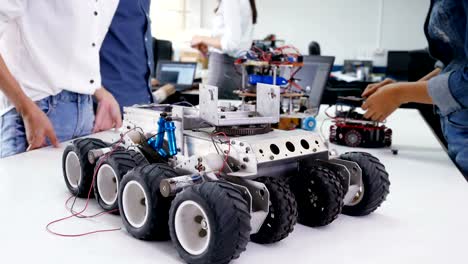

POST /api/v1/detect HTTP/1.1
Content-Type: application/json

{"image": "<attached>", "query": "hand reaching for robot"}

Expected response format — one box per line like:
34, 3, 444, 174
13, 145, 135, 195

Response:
362, 78, 395, 98
362, 83, 403, 122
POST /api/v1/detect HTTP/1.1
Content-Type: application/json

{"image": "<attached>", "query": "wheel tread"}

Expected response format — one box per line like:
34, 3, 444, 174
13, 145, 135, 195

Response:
250, 177, 297, 244
169, 182, 251, 264
290, 165, 344, 227
340, 152, 390, 216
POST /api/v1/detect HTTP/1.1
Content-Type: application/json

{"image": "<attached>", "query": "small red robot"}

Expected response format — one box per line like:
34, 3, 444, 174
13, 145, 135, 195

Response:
329, 97, 392, 148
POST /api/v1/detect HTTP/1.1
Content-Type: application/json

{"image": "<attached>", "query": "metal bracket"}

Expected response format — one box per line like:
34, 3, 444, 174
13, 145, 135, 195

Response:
329, 159, 363, 206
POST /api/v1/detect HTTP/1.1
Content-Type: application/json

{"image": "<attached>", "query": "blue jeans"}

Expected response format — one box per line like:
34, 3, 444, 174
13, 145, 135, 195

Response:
0, 91, 94, 158
440, 108, 468, 177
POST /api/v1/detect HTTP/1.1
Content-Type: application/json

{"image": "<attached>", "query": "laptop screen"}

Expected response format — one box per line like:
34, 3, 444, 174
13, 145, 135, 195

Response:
157, 61, 196, 89
295, 56, 335, 109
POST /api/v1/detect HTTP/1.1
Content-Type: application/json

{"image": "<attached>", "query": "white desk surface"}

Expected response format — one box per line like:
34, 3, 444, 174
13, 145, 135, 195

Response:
0, 108, 466, 264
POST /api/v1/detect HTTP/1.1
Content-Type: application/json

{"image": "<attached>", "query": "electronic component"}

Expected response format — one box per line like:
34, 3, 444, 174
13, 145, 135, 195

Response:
329, 96, 393, 148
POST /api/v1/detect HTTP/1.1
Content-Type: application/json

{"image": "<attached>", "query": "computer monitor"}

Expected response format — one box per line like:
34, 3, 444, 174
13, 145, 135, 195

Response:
295, 55, 335, 110
386, 51, 410, 81
156, 61, 197, 91
343, 60, 373, 74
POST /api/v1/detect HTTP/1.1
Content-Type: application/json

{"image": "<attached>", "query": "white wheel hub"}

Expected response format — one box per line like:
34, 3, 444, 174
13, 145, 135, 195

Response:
65, 151, 82, 188
175, 200, 211, 256
122, 181, 149, 228
97, 164, 119, 205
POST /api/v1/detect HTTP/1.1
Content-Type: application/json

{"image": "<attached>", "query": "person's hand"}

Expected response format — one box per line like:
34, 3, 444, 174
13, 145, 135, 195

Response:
191, 35, 208, 55
93, 88, 122, 133
362, 83, 404, 122
19, 100, 59, 151
362, 78, 395, 98
151, 78, 159, 87
191, 35, 204, 47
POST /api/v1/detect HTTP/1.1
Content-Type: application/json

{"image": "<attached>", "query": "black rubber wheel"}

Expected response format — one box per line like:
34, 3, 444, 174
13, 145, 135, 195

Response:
94, 150, 148, 213
344, 130, 362, 147
384, 129, 393, 147
339, 152, 390, 216
251, 177, 297, 244
119, 163, 178, 241
62, 138, 110, 198
169, 182, 251, 264
289, 165, 344, 227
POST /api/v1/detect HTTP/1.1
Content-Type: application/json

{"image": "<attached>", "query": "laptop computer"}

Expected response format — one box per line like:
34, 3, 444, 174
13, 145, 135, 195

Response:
295, 55, 335, 110
156, 61, 197, 91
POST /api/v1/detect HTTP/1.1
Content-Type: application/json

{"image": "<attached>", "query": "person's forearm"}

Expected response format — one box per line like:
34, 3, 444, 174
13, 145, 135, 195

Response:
202, 36, 222, 50
0, 54, 34, 114
418, 68, 441, 82
396, 82, 433, 104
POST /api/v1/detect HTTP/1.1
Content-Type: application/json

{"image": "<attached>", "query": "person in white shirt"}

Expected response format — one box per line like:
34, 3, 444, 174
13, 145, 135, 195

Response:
0, 1, 122, 158
191, 0, 257, 99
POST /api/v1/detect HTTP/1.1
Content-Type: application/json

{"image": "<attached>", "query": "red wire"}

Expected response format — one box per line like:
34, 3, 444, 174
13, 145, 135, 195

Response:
290, 81, 304, 91
64, 196, 118, 218
212, 132, 231, 174
46, 131, 136, 238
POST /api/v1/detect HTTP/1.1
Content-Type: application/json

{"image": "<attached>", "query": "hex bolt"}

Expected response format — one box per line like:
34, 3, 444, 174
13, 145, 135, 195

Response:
199, 229, 208, 238
243, 157, 249, 162
240, 164, 246, 169
198, 157, 203, 162
270, 156, 274, 160
240, 142, 244, 147
231, 141, 236, 145
246, 147, 251, 152
194, 215, 203, 223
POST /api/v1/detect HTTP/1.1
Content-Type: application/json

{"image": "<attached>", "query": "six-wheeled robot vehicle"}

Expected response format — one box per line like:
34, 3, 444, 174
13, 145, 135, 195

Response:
62, 84, 390, 264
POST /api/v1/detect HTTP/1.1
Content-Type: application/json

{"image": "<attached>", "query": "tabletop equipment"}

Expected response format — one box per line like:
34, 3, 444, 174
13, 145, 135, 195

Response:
61, 84, 390, 264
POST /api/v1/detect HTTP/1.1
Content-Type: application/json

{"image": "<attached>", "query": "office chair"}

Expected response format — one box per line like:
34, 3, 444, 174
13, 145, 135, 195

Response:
152, 38, 174, 75
308, 41, 321, 55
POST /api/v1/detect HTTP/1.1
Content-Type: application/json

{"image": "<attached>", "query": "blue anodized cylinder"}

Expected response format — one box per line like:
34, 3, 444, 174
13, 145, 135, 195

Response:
165, 120, 178, 156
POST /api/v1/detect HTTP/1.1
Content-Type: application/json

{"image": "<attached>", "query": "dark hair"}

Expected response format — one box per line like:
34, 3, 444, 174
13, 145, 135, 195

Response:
250, 0, 258, 24
308, 41, 321, 56
215, 0, 258, 24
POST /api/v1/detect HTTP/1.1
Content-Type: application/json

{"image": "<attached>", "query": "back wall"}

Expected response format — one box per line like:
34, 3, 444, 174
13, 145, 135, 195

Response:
201, 0, 430, 66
